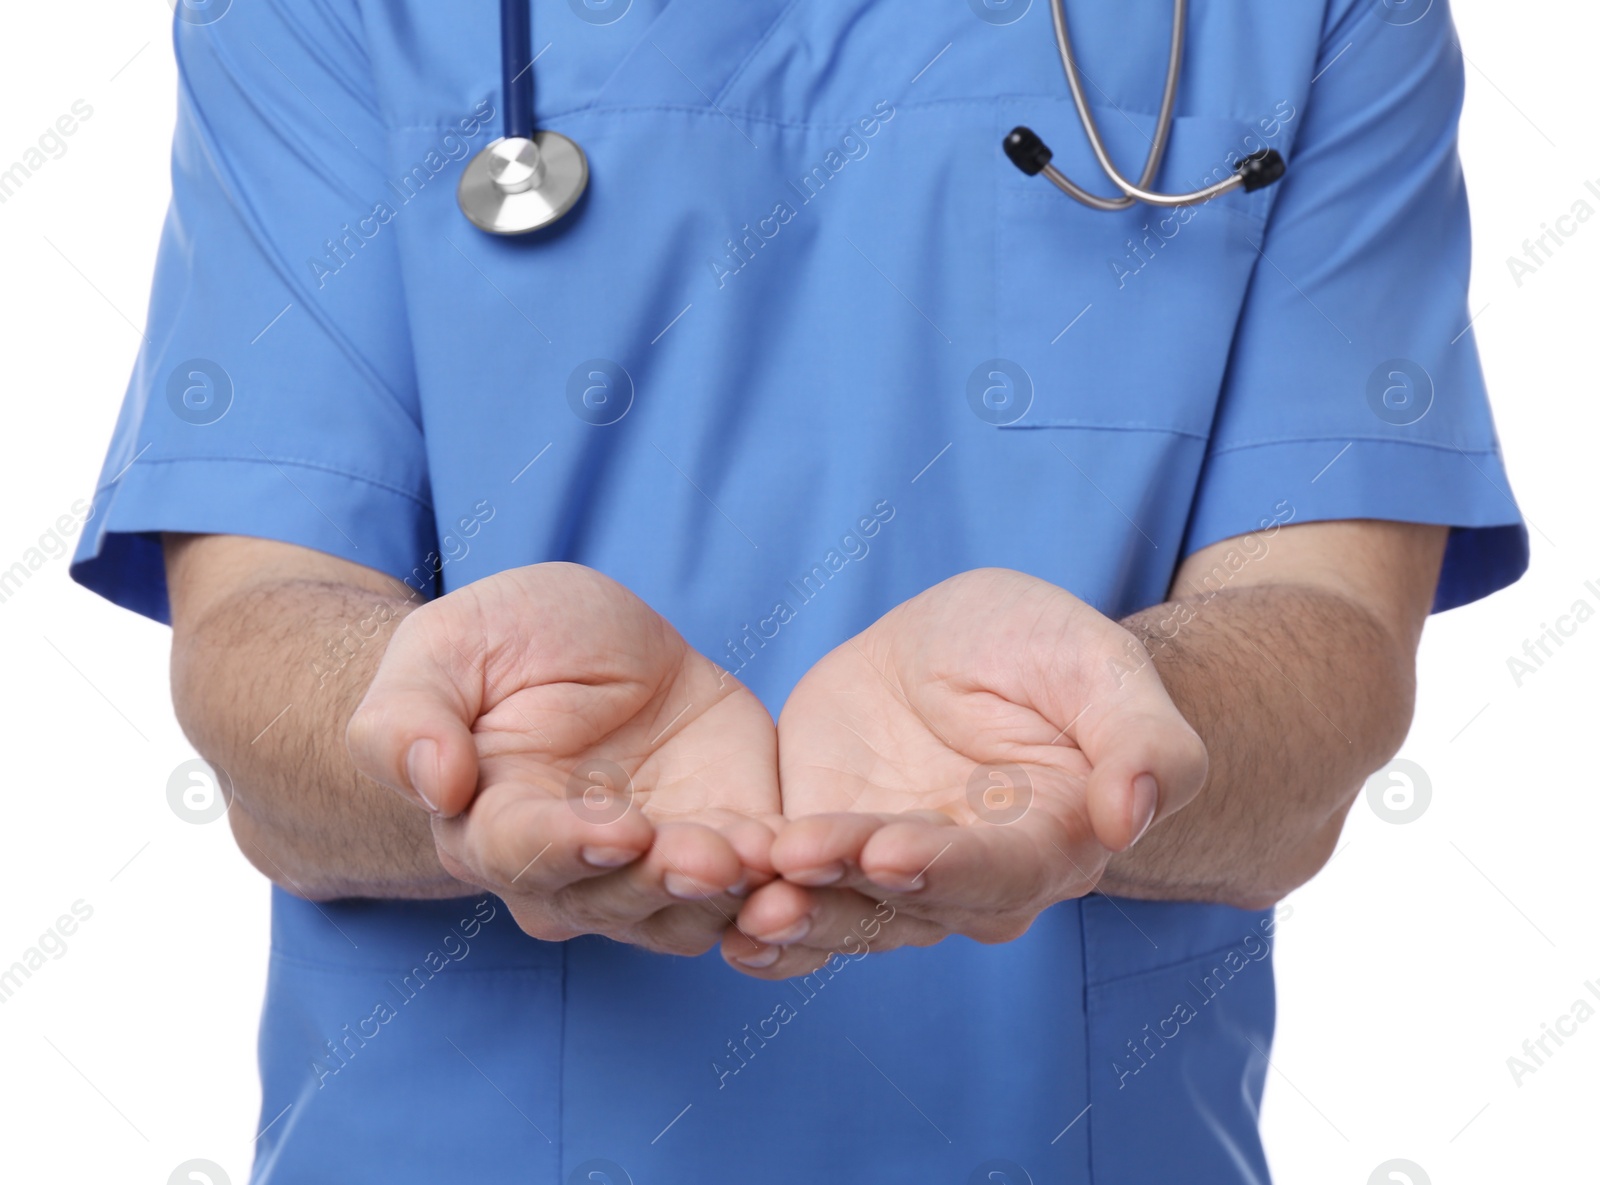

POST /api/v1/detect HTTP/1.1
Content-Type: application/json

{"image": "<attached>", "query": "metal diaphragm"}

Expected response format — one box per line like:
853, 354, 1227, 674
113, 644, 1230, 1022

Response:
458, 132, 588, 235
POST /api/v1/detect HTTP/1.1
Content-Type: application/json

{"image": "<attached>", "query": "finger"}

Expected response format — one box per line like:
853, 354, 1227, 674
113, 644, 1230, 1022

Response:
614, 817, 783, 955
851, 816, 1096, 926
768, 810, 950, 886
1078, 703, 1210, 853
717, 814, 780, 885
786, 888, 946, 957
721, 891, 946, 979
347, 615, 484, 817
731, 877, 818, 945
644, 819, 750, 900
437, 786, 655, 892
634, 900, 750, 958
735, 882, 911, 951
723, 938, 849, 980
722, 924, 817, 977
685, 806, 1090, 961
551, 821, 748, 934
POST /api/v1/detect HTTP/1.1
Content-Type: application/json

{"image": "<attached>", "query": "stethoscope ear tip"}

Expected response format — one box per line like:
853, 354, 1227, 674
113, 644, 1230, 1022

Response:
1235, 148, 1286, 193
1004, 127, 1054, 176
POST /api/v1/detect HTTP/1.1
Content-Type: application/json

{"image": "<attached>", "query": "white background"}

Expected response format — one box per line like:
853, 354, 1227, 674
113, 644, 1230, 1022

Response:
0, 2, 1593, 1181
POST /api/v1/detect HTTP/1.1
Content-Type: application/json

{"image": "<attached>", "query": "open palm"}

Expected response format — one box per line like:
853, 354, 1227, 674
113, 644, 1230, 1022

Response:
725, 568, 1208, 977
349, 563, 781, 955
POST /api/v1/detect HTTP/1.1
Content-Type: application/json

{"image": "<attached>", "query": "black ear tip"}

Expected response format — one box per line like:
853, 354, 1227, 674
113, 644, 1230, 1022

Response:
1235, 148, 1286, 192
1004, 126, 1053, 176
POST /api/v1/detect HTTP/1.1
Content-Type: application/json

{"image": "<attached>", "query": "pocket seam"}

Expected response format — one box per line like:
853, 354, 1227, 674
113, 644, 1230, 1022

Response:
1084, 933, 1275, 993
995, 421, 1210, 440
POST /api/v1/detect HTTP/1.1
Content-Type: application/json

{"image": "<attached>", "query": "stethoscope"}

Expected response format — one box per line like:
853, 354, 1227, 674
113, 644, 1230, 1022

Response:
458, 0, 1284, 236
1003, 0, 1285, 205
457, 0, 590, 234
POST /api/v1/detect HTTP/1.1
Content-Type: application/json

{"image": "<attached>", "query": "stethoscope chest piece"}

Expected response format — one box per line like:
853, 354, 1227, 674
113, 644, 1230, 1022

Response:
458, 132, 589, 235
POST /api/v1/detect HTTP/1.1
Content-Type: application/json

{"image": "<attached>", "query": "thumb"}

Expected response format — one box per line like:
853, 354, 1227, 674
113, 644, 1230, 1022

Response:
346, 617, 483, 818
1077, 693, 1209, 854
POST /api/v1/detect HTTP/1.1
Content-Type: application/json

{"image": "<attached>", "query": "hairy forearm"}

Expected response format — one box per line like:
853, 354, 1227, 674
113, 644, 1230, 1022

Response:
1098, 583, 1416, 908
170, 578, 472, 901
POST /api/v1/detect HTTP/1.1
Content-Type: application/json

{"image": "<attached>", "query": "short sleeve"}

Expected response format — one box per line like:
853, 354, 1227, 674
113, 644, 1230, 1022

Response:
1184, 0, 1527, 613
70, 0, 434, 624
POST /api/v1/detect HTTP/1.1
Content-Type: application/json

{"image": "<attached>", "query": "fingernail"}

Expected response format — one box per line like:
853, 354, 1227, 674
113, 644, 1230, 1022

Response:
786, 863, 845, 887
581, 845, 638, 868
664, 873, 716, 900
759, 916, 812, 946
867, 870, 924, 893
406, 739, 439, 812
727, 875, 750, 899
1130, 773, 1160, 845
734, 945, 780, 969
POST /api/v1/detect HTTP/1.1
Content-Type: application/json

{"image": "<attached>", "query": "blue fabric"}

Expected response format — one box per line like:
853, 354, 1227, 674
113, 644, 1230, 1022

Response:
72, 0, 1524, 1180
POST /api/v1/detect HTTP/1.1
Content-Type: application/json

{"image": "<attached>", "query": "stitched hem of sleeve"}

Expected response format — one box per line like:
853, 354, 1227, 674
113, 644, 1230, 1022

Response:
70, 455, 437, 625
1204, 434, 1505, 460
1183, 436, 1528, 613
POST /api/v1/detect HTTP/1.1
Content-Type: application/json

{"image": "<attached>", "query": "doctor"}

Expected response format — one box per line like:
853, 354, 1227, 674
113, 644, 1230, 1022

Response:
74, 0, 1524, 1180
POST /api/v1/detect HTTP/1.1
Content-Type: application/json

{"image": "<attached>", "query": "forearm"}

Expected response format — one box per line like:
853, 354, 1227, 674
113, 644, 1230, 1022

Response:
1098, 582, 1417, 908
169, 570, 473, 901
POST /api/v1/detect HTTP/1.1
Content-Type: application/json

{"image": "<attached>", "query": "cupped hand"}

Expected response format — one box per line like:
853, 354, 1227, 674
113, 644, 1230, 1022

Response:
347, 563, 782, 956
724, 568, 1208, 977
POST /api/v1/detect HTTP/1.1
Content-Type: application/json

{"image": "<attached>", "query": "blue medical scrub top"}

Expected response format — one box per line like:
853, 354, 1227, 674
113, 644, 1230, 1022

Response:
74, 0, 1526, 1180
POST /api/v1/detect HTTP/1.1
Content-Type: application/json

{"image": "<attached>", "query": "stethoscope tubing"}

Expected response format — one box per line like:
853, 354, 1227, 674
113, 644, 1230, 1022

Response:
501, 0, 536, 141
1046, 0, 1248, 208
464, 0, 1279, 234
